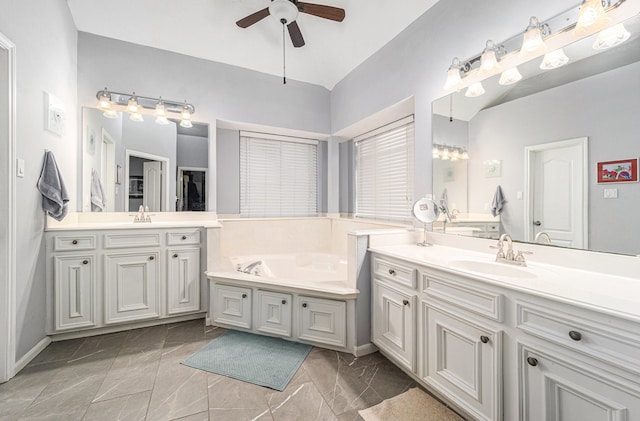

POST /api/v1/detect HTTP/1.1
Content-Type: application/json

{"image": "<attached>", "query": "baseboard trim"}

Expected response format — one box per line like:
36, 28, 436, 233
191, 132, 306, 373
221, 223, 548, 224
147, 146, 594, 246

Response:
354, 342, 378, 357
14, 336, 51, 374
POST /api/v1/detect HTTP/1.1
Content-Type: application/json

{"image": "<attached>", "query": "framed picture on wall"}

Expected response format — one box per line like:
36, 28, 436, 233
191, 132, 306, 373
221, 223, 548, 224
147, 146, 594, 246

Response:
116, 165, 122, 185
597, 158, 638, 183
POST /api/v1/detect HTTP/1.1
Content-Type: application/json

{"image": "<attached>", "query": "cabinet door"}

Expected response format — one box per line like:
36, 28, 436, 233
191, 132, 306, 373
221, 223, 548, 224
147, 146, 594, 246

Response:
423, 304, 502, 421
104, 251, 160, 324
54, 255, 96, 331
521, 344, 640, 421
256, 290, 292, 337
298, 296, 346, 347
167, 248, 200, 315
372, 280, 415, 371
213, 284, 252, 329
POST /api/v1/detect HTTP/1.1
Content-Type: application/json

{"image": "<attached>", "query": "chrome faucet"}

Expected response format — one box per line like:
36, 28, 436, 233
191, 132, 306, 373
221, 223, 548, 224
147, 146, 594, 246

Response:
241, 260, 263, 274
491, 233, 532, 267
534, 231, 552, 245
133, 205, 152, 223
451, 209, 460, 220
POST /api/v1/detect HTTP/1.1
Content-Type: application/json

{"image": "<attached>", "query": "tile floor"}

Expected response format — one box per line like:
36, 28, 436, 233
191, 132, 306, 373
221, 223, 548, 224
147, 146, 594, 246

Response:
0, 319, 457, 421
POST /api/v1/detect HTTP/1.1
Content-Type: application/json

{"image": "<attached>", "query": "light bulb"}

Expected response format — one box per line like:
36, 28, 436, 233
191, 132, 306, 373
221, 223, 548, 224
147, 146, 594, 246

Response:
127, 96, 140, 114
499, 67, 523, 85
443, 58, 462, 91
129, 112, 144, 122
520, 17, 547, 58
155, 100, 166, 116
575, 0, 610, 37
479, 41, 502, 77
593, 23, 631, 50
180, 119, 193, 128
461, 151, 469, 160
452, 149, 460, 159
540, 48, 569, 70
98, 91, 111, 110
465, 82, 485, 98
181, 105, 192, 120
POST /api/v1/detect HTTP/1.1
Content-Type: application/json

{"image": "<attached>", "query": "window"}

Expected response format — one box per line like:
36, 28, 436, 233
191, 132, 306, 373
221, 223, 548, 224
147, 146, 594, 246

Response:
240, 132, 318, 217
355, 116, 414, 223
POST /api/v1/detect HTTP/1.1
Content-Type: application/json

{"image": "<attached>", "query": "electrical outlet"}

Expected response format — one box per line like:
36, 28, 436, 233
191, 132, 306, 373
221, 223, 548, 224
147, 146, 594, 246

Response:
604, 188, 618, 199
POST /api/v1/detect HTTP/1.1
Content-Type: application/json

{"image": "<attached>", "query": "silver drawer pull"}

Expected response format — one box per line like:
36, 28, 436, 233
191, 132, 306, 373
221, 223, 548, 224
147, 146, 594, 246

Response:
569, 331, 582, 341
527, 357, 538, 367
480, 336, 489, 344
388, 268, 396, 276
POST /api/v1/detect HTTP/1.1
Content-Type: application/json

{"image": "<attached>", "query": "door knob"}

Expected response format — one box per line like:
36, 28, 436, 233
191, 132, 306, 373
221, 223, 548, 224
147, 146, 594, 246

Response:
533, 220, 542, 226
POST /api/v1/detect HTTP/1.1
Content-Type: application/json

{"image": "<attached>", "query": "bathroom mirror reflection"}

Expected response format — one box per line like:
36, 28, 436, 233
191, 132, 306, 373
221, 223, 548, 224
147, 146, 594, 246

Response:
81, 107, 209, 212
432, 14, 640, 256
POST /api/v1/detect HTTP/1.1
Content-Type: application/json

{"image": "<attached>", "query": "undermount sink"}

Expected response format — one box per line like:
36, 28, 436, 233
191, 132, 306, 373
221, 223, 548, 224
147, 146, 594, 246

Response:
447, 259, 538, 279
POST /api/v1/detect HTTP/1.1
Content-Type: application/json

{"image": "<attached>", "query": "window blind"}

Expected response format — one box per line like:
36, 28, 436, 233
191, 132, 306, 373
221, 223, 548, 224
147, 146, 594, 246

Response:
240, 135, 318, 217
355, 117, 414, 223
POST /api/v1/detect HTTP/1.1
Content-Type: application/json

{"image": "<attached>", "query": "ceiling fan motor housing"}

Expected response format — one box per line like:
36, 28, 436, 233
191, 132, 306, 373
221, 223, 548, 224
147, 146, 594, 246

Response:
269, 0, 299, 24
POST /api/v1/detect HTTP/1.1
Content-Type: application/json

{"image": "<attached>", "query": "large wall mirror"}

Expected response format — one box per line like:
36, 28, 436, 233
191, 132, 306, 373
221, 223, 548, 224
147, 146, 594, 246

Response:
432, 14, 640, 256
82, 107, 209, 212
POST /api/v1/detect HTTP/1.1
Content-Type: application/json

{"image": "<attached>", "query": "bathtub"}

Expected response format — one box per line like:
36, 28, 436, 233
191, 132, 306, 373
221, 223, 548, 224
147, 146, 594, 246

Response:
207, 252, 358, 298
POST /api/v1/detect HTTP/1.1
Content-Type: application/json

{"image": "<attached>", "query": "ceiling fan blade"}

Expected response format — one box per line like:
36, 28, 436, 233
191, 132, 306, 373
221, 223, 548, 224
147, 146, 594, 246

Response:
236, 7, 270, 28
287, 21, 305, 48
296, 2, 345, 22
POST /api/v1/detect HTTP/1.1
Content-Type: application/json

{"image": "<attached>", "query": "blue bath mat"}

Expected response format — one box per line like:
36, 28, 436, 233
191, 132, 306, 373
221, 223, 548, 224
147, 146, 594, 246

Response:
181, 330, 312, 391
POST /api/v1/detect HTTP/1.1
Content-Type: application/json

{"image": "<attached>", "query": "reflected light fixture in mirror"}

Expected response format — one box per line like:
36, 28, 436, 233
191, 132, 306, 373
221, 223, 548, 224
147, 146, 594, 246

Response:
575, 0, 611, 36
465, 82, 485, 98
432, 143, 469, 161
593, 23, 631, 49
499, 67, 523, 85
96, 89, 196, 128
540, 48, 570, 70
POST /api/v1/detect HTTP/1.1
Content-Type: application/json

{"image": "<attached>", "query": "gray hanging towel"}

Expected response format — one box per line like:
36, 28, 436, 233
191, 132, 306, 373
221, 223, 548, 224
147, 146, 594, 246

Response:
37, 151, 69, 221
91, 168, 107, 212
491, 185, 506, 217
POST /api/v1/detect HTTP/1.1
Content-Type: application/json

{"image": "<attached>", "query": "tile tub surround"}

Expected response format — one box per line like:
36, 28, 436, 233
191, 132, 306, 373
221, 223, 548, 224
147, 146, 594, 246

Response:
0, 319, 459, 421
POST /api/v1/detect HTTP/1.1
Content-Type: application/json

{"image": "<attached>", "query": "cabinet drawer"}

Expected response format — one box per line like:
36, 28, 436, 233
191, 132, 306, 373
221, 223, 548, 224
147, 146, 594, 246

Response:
373, 256, 416, 289
298, 296, 346, 347
104, 232, 161, 249
167, 230, 201, 246
422, 271, 503, 322
486, 223, 499, 232
53, 235, 97, 251
516, 300, 640, 374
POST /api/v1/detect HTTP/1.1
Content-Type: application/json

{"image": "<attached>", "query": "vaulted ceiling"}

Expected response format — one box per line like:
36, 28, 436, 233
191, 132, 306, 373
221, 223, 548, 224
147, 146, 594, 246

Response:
67, 0, 440, 89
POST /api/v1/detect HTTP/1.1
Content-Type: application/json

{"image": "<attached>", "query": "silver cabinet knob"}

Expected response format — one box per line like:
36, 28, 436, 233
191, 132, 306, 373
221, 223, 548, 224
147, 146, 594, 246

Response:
533, 220, 542, 226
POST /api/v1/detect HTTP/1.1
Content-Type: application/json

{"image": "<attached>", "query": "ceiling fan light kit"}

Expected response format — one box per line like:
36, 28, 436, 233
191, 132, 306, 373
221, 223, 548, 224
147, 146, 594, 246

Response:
269, 0, 299, 24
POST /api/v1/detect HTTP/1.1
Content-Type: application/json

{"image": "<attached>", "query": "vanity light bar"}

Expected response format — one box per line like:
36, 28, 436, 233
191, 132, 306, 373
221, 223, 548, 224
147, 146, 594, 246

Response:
95, 89, 196, 116
443, 0, 628, 92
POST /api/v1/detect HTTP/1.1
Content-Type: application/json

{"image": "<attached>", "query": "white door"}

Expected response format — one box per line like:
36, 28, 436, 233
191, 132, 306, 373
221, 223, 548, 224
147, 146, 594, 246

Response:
143, 161, 162, 212
526, 138, 588, 248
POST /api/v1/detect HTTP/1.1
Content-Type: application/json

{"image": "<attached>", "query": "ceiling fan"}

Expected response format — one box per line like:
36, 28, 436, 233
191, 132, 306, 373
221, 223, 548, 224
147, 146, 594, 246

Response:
236, 0, 346, 48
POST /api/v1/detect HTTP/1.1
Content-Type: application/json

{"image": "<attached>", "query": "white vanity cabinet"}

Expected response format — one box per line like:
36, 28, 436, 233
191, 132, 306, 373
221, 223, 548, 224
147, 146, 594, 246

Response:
298, 296, 346, 347
369, 250, 640, 421
212, 284, 252, 329
46, 227, 206, 337
256, 290, 292, 337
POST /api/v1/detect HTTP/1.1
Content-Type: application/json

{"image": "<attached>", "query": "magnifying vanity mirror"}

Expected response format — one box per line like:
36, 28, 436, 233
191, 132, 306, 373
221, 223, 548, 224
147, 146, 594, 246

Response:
432, 14, 640, 256
412, 198, 441, 247
81, 107, 209, 213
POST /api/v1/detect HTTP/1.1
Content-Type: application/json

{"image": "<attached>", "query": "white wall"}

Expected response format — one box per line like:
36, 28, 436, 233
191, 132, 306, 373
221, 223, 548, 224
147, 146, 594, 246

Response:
0, 0, 78, 360
468, 62, 640, 255
331, 0, 578, 209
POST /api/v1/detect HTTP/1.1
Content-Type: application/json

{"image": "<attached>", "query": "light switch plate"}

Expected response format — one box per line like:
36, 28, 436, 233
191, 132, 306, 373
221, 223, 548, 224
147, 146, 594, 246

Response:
45, 92, 66, 136
604, 188, 618, 199
17, 158, 24, 178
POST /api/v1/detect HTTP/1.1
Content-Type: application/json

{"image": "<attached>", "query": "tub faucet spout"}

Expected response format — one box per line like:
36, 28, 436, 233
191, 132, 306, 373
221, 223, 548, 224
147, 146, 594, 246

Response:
242, 260, 263, 274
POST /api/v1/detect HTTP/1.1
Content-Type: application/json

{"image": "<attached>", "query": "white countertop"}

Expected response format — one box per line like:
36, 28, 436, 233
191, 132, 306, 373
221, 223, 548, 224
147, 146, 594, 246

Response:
369, 244, 640, 323
45, 220, 222, 231
45, 212, 222, 231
